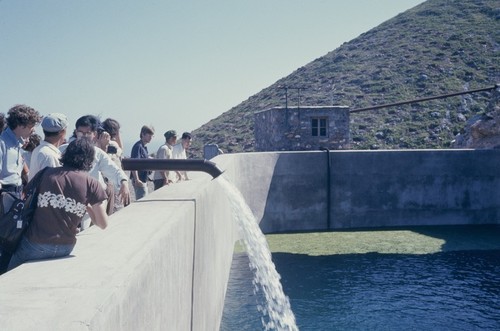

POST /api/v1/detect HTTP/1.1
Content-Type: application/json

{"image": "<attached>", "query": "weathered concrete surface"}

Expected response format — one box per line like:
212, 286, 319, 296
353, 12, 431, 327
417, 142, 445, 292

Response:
217, 149, 500, 232
215, 152, 329, 233
0, 171, 237, 331
331, 149, 500, 229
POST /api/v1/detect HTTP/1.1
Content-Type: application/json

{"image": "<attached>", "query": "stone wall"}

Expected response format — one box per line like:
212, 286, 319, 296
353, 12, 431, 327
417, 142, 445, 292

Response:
254, 106, 350, 151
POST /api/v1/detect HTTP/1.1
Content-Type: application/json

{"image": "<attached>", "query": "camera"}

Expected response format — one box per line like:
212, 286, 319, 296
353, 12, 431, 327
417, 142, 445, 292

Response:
107, 145, 118, 154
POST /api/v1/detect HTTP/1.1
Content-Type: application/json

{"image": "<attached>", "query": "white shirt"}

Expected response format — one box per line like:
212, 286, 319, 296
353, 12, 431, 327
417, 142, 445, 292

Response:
29, 141, 62, 181
60, 142, 128, 190
172, 142, 188, 181
172, 142, 186, 160
89, 147, 128, 190
153, 143, 174, 181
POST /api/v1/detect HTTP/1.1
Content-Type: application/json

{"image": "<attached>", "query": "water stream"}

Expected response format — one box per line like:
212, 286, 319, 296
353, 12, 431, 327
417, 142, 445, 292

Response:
217, 176, 298, 331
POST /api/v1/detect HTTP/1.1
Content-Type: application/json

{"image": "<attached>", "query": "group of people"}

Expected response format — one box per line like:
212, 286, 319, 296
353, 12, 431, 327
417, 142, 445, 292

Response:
129, 125, 192, 200
0, 104, 194, 274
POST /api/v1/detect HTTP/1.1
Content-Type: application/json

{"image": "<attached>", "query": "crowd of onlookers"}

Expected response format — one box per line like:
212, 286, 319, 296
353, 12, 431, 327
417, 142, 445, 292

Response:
0, 104, 192, 274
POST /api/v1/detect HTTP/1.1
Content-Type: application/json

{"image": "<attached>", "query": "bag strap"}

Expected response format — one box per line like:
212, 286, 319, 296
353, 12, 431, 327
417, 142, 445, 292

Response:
22, 166, 49, 199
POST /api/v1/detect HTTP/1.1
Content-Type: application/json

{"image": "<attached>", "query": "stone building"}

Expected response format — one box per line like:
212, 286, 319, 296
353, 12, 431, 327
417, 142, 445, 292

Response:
254, 106, 350, 151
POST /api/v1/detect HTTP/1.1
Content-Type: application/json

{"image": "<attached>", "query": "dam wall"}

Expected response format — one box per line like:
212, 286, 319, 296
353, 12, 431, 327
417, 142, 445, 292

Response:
0, 172, 237, 331
217, 149, 500, 232
0, 149, 498, 330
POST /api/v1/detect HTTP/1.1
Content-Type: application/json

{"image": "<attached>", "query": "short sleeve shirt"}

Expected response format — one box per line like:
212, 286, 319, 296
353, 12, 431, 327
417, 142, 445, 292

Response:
0, 127, 24, 186
153, 143, 173, 180
26, 166, 108, 245
28, 141, 62, 181
130, 140, 150, 182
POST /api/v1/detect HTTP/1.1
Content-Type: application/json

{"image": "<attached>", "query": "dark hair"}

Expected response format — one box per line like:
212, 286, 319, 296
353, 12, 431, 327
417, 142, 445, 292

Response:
6, 105, 42, 130
0, 113, 6, 132
181, 132, 192, 140
60, 138, 95, 171
23, 133, 42, 152
140, 125, 154, 138
101, 118, 121, 138
43, 130, 62, 138
75, 115, 101, 132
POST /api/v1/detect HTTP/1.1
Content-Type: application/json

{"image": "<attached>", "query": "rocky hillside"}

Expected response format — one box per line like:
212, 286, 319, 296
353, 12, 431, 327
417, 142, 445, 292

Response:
190, 0, 499, 158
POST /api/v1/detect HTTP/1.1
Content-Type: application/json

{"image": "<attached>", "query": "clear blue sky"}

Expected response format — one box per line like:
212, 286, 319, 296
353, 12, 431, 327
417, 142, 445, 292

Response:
0, 0, 425, 153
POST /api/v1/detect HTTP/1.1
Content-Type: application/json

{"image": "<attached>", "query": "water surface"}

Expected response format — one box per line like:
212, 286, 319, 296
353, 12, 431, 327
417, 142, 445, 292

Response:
221, 228, 500, 331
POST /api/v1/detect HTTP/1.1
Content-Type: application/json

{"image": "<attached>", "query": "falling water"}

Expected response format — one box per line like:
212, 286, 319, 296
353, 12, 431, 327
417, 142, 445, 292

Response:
217, 176, 298, 331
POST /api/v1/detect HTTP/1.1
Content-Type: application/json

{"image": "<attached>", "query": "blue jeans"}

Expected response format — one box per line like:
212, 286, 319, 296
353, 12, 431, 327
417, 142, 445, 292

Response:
7, 236, 74, 271
133, 180, 148, 200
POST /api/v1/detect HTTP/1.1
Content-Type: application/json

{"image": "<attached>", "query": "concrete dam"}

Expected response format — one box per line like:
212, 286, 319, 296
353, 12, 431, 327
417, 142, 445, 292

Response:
0, 149, 499, 330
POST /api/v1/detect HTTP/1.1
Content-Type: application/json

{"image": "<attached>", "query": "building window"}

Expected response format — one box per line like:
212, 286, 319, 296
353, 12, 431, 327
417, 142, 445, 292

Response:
311, 118, 328, 136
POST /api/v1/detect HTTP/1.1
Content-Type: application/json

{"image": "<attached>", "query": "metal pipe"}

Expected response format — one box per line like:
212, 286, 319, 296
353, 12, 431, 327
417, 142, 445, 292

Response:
350, 84, 498, 113
121, 158, 224, 179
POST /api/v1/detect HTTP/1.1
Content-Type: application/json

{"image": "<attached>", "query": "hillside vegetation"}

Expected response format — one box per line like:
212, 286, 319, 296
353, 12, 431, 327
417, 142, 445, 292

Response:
190, 0, 499, 157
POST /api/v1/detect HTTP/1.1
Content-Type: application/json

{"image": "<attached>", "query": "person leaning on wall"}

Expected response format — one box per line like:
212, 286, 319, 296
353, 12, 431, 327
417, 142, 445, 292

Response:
7, 138, 109, 272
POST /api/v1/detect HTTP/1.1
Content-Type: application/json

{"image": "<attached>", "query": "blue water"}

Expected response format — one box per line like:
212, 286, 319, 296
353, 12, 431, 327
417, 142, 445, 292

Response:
221, 249, 500, 331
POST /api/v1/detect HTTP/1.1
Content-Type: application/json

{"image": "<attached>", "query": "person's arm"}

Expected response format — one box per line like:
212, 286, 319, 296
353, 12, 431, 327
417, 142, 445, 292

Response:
95, 148, 131, 205
97, 131, 111, 152
118, 179, 131, 206
114, 131, 124, 149
129, 144, 142, 184
88, 201, 108, 229
21, 162, 29, 186
131, 170, 140, 182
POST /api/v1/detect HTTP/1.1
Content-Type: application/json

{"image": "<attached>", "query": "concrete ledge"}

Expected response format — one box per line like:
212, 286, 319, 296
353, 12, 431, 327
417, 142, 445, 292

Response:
0, 171, 237, 331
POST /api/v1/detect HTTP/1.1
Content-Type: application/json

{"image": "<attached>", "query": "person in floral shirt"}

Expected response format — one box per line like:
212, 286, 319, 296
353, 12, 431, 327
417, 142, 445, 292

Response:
7, 138, 108, 271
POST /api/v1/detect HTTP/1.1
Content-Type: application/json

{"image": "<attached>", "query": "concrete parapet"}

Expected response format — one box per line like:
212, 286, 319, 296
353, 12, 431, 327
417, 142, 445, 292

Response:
0, 171, 237, 331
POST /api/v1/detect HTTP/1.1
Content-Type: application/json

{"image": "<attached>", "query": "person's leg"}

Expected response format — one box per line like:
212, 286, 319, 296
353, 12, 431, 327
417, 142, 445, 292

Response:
7, 237, 74, 271
153, 179, 164, 191
134, 183, 148, 200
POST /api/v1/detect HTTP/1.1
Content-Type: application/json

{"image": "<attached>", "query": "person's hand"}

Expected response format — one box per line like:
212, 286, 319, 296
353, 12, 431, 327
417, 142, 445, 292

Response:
98, 131, 111, 151
120, 181, 131, 206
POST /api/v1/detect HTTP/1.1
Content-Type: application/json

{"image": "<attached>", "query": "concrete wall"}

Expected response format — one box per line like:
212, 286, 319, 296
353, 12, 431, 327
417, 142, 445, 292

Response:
0, 149, 498, 330
330, 149, 500, 228
0, 171, 237, 331
218, 149, 500, 232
